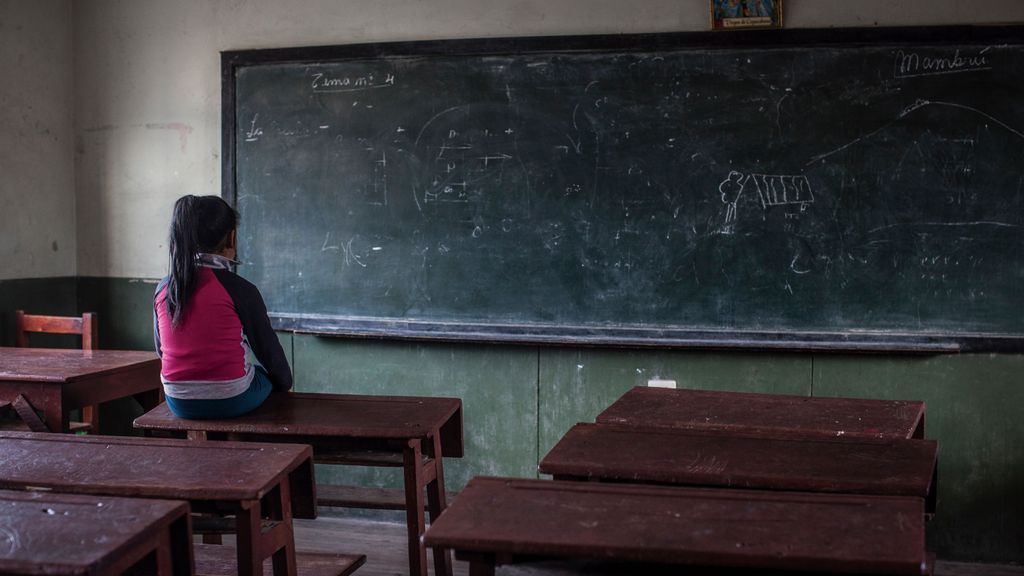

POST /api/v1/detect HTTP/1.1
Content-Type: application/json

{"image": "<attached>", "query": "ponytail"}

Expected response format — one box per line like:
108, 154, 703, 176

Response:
165, 195, 238, 326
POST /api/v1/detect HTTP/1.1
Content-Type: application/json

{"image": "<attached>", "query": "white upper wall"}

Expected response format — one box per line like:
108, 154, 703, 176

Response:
66, 0, 1024, 278
0, 0, 75, 280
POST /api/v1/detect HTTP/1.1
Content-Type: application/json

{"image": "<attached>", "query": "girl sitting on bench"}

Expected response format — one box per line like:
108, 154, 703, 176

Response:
154, 195, 292, 418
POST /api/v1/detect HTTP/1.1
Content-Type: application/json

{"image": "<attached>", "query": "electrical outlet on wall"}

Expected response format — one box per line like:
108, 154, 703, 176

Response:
647, 379, 676, 389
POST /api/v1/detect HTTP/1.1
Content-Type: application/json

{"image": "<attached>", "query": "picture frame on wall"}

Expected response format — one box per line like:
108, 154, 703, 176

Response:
710, 0, 783, 30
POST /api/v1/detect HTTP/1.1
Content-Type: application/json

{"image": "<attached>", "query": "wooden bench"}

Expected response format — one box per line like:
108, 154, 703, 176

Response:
597, 386, 926, 439
540, 422, 939, 513
424, 477, 931, 576
0, 431, 316, 576
195, 544, 364, 576
0, 489, 191, 576
134, 391, 463, 576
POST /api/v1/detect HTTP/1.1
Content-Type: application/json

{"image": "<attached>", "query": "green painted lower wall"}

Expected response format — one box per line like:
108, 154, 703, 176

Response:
3, 276, 1020, 562
0, 276, 78, 346
814, 354, 1024, 562
76, 277, 161, 350
294, 336, 539, 503
538, 348, 814, 457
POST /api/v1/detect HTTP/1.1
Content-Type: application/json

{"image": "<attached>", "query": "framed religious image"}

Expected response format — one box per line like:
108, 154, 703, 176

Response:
710, 0, 783, 30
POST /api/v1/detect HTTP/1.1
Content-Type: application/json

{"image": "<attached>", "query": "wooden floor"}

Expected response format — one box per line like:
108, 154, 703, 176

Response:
287, 515, 1023, 576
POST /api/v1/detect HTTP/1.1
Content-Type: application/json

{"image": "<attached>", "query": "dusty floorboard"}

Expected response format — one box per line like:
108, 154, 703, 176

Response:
289, 516, 1021, 576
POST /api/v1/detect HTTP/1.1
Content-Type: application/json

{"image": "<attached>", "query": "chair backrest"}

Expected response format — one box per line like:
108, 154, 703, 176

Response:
15, 310, 98, 350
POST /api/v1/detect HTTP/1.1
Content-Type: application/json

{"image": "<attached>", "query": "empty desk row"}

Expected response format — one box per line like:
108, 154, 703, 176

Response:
0, 431, 364, 576
424, 386, 936, 575
0, 344, 464, 576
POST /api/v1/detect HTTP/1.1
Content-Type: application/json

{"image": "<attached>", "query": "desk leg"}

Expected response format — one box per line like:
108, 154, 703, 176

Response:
235, 481, 297, 576
403, 438, 428, 576
267, 477, 298, 576
184, 430, 223, 545
154, 529, 175, 576
427, 433, 453, 576
44, 399, 67, 433
913, 414, 926, 439
289, 457, 316, 519
236, 501, 264, 576
169, 512, 194, 576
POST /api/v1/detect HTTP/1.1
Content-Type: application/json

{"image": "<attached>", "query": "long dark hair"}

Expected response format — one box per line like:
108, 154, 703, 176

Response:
166, 195, 238, 326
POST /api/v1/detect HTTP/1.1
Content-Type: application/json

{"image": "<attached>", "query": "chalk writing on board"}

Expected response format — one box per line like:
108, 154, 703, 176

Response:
310, 71, 396, 93
719, 170, 814, 232
321, 232, 339, 253
427, 137, 473, 204
480, 153, 513, 166
928, 137, 977, 204
894, 47, 991, 79
368, 151, 388, 206
425, 181, 469, 204
244, 114, 263, 142
341, 236, 367, 268
810, 99, 1024, 166
420, 122, 518, 206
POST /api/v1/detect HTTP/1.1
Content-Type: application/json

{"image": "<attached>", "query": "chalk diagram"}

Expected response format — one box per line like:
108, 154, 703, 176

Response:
701, 89, 1024, 304
412, 105, 520, 211
718, 170, 815, 232
717, 96, 1024, 235
807, 98, 1024, 166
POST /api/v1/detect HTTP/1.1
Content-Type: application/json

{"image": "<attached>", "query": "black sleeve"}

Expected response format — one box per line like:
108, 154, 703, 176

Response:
153, 277, 170, 358
212, 269, 294, 391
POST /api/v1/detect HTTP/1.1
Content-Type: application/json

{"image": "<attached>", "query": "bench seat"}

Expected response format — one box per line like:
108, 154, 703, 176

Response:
195, 544, 365, 576
316, 483, 458, 510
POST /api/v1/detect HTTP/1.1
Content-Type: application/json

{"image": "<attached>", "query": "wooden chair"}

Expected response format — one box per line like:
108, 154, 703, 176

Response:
14, 310, 99, 433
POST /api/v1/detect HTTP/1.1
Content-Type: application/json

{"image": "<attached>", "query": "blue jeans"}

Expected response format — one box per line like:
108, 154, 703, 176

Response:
165, 366, 273, 419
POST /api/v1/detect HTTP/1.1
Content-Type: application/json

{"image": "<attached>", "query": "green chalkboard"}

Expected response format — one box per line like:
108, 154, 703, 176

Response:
224, 27, 1024, 351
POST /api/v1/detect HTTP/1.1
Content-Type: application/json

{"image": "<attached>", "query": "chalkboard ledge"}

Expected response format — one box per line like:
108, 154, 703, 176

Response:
269, 314, 1023, 353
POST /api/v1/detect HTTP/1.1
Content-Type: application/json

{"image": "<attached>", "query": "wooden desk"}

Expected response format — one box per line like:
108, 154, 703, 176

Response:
0, 347, 162, 433
540, 422, 938, 513
0, 489, 191, 576
424, 477, 930, 576
134, 391, 463, 576
0, 431, 316, 576
597, 386, 926, 439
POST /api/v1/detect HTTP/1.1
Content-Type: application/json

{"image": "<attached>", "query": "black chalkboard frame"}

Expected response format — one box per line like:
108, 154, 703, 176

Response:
222, 25, 1024, 353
